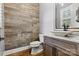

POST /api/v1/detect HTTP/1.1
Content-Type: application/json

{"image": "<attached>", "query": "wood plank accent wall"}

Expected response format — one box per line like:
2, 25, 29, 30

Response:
4, 3, 39, 50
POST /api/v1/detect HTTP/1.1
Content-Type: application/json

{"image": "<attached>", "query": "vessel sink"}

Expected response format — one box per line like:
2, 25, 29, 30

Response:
52, 31, 71, 37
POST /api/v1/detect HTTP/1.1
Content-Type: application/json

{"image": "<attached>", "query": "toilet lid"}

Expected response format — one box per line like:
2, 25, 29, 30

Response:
30, 41, 42, 45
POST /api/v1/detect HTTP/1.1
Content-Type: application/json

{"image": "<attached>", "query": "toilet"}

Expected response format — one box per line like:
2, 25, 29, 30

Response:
30, 34, 44, 55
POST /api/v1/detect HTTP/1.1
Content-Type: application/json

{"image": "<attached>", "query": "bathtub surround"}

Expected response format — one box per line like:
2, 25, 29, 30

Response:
4, 3, 39, 50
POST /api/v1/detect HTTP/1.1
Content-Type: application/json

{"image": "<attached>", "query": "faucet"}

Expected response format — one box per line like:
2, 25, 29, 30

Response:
63, 22, 69, 31
64, 31, 73, 37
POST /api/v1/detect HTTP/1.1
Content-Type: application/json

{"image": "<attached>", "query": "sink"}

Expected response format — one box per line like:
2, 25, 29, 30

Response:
52, 31, 71, 37
51, 31, 79, 43
51, 30, 79, 39
68, 36, 79, 43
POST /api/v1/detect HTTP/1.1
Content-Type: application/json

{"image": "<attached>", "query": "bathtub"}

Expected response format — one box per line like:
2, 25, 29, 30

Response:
3, 45, 30, 56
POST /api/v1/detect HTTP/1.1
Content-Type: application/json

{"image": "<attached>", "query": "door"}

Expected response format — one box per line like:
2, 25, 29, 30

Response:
0, 40, 5, 56
0, 4, 4, 56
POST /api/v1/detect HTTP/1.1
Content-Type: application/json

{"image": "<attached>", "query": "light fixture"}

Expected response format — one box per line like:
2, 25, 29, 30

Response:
60, 3, 64, 7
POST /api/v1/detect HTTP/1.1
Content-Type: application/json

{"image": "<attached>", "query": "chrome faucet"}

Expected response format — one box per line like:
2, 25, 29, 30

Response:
64, 31, 73, 37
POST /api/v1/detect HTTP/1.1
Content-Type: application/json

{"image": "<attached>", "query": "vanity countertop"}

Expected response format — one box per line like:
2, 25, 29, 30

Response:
43, 33, 79, 44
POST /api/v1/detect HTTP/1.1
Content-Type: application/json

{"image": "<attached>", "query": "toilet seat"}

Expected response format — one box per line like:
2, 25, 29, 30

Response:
30, 41, 42, 47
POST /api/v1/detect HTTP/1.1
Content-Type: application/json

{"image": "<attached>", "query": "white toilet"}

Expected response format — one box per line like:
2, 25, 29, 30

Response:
30, 34, 44, 55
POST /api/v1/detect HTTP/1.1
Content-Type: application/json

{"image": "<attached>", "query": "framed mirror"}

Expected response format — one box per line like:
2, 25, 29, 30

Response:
55, 3, 79, 31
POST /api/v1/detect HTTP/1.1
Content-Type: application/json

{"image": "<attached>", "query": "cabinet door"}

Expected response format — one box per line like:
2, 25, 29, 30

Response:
44, 44, 57, 56
57, 50, 69, 56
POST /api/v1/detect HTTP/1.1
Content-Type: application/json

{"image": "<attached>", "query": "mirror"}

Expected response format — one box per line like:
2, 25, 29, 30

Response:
55, 3, 79, 30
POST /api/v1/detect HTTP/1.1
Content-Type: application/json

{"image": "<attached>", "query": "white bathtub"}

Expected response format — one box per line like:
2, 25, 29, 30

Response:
3, 46, 30, 56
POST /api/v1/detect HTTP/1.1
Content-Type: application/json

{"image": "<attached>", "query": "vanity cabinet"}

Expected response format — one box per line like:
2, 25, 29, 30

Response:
57, 49, 69, 56
44, 43, 57, 56
44, 36, 79, 56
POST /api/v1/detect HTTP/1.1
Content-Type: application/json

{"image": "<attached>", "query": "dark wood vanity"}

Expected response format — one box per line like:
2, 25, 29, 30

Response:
44, 36, 79, 56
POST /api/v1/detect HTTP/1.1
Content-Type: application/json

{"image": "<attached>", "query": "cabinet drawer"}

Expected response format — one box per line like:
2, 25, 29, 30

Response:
44, 36, 76, 54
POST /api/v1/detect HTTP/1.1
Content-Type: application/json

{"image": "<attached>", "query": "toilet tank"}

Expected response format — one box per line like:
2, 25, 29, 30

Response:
39, 34, 44, 43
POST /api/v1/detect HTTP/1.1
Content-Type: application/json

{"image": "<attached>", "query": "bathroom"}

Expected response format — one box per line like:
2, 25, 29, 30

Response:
1, 3, 79, 56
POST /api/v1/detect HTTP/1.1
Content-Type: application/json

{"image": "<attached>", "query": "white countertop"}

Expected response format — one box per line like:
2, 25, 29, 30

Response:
43, 33, 79, 44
